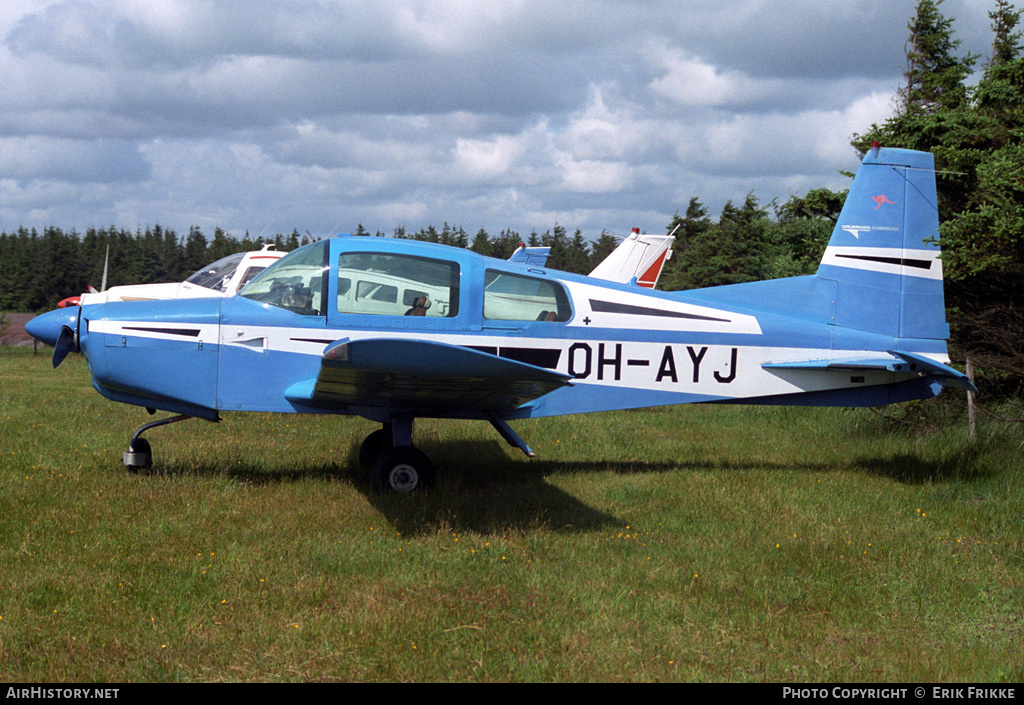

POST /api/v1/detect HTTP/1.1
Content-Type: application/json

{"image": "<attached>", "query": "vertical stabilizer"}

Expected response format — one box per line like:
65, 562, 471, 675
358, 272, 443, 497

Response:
589, 228, 675, 288
816, 147, 948, 341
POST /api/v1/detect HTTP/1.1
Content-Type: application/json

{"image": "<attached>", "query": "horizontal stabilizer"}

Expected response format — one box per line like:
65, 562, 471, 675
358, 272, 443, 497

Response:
763, 357, 910, 373
889, 350, 977, 393
285, 337, 571, 415
508, 245, 551, 267
763, 350, 976, 393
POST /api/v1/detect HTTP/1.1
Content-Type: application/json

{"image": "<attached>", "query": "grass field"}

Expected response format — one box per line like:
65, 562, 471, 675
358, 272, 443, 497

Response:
1, 346, 1022, 682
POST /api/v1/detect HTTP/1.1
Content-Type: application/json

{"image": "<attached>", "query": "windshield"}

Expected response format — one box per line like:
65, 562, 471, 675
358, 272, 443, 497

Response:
240, 241, 329, 316
185, 253, 246, 291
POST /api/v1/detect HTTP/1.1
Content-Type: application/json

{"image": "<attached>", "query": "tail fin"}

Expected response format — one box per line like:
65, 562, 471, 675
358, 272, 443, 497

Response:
589, 228, 675, 288
816, 146, 948, 341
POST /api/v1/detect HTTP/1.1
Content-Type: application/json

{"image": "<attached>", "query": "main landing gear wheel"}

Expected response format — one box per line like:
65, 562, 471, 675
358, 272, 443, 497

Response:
123, 437, 152, 472
359, 429, 392, 469
370, 447, 435, 493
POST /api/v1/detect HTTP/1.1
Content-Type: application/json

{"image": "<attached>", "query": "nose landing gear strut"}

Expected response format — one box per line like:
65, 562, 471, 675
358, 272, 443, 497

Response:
123, 414, 194, 471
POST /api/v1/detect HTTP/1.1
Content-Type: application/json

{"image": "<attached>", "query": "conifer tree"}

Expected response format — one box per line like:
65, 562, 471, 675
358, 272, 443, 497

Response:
660, 197, 712, 291
853, 0, 1024, 388
589, 231, 619, 271
470, 228, 492, 256
182, 226, 209, 274
899, 0, 978, 115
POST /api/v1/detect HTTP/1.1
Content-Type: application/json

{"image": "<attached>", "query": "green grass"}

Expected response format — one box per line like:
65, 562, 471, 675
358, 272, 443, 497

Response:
1, 347, 1022, 682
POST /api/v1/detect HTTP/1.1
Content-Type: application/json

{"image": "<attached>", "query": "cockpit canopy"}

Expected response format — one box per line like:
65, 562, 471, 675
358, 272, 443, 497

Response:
184, 252, 270, 293
239, 238, 574, 323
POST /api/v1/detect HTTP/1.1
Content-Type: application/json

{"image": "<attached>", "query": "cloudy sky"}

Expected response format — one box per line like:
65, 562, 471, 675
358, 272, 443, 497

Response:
0, 0, 996, 242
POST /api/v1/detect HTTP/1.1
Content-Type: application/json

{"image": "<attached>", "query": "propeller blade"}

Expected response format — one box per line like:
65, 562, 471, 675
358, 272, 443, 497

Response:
52, 325, 77, 368
100, 245, 109, 292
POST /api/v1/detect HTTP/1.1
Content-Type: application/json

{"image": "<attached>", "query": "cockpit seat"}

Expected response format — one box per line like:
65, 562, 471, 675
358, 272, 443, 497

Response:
405, 296, 431, 316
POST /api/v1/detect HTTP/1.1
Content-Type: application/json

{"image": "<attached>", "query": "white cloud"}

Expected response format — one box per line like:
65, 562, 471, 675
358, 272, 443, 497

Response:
453, 132, 533, 183
393, 0, 528, 53
0, 1, 995, 238
810, 90, 895, 163
111, 0, 199, 40
556, 157, 633, 194
647, 46, 762, 108
560, 87, 649, 160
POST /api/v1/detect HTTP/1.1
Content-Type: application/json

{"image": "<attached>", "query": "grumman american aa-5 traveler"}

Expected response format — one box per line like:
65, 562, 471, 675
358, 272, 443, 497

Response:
27, 146, 975, 492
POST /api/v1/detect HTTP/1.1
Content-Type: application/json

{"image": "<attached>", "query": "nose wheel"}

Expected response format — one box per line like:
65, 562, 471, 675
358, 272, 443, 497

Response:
123, 414, 193, 472
123, 437, 152, 471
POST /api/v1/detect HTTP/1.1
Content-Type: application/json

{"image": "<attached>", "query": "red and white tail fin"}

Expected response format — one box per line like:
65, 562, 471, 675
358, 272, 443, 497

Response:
589, 227, 674, 289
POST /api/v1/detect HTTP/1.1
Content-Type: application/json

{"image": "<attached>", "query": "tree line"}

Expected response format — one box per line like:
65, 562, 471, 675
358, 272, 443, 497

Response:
0, 225, 300, 314
1, 1, 1020, 391
0, 198, 841, 316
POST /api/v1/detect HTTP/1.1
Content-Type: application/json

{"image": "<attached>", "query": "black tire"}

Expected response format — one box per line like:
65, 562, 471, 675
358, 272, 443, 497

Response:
125, 437, 152, 472
358, 429, 391, 469
370, 447, 435, 493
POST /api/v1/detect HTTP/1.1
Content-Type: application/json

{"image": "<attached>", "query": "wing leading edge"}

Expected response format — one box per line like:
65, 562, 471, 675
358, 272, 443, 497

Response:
284, 338, 572, 416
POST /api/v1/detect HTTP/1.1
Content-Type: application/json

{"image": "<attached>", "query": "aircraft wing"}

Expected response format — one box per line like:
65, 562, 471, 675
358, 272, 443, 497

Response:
284, 338, 572, 415
762, 350, 977, 393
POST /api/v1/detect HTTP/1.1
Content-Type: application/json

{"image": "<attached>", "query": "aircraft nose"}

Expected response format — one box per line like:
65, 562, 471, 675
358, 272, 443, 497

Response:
25, 307, 78, 347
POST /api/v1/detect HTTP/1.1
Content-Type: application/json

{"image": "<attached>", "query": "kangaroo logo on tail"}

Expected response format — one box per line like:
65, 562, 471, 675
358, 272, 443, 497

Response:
872, 195, 896, 210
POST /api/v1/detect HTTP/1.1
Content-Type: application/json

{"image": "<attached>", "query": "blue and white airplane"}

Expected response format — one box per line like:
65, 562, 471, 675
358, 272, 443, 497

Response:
27, 146, 974, 492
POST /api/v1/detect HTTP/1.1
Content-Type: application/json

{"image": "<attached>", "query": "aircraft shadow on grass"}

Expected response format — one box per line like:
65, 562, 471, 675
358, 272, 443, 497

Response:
854, 446, 987, 484
141, 440, 621, 535
134, 436, 987, 535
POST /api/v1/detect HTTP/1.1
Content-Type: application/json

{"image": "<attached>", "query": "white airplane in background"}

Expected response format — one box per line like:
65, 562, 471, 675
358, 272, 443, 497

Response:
509, 227, 675, 289
77, 245, 285, 305
589, 227, 675, 289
